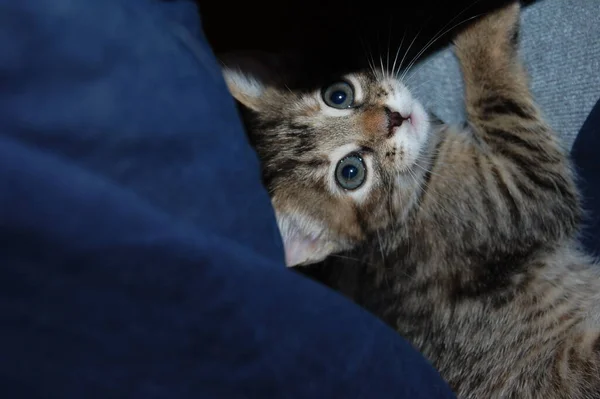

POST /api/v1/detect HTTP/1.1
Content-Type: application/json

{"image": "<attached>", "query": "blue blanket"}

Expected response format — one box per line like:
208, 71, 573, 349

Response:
0, 1, 454, 397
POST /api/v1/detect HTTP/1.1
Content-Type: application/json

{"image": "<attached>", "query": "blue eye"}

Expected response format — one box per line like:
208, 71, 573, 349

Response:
341, 164, 358, 180
322, 81, 355, 109
330, 90, 347, 105
335, 153, 366, 190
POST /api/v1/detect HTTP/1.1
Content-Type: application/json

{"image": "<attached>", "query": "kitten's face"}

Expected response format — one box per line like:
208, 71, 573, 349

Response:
224, 67, 431, 266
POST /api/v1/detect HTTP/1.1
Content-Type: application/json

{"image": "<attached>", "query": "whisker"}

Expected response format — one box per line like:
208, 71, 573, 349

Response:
400, 1, 483, 81
329, 253, 368, 264
412, 164, 462, 221
391, 28, 407, 77
388, 184, 397, 229
331, 253, 383, 271
376, 229, 387, 262
403, 64, 428, 87
396, 22, 429, 79
359, 36, 378, 78
407, 165, 458, 221
401, 13, 484, 82
375, 27, 385, 78
367, 55, 377, 77
392, 267, 418, 283
403, 75, 432, 94
386, 15, 393, 77
413, 160, 461, 183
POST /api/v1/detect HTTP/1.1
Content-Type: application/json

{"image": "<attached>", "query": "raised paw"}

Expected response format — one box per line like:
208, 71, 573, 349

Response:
454, 1, 521, 67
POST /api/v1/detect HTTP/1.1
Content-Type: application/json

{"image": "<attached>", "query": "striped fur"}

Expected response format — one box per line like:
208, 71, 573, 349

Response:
223, 2, 600, 397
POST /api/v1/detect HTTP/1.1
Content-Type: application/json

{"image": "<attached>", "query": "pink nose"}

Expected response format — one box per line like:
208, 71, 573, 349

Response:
386, 107, 407, 136
388, 110, 405, 128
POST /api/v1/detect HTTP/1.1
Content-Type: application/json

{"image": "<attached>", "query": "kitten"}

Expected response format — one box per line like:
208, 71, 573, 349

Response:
222, 2, 600, 398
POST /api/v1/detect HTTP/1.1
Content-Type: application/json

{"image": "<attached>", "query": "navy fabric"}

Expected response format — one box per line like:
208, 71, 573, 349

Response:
571, 98, 600, 256
0, 1, 455, 398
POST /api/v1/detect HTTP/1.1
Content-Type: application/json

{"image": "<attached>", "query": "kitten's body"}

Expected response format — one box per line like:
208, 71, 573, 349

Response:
223, 3, 600, 397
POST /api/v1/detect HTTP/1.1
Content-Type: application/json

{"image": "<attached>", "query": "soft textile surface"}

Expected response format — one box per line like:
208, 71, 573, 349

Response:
0, 1, 455, 398
409, 0, 600, 149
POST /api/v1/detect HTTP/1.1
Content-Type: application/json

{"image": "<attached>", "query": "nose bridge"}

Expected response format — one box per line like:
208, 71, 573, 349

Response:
360, 106, 387, 138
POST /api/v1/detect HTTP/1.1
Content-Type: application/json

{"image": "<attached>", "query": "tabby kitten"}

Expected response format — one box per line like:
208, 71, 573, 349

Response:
222, 2, 600, 398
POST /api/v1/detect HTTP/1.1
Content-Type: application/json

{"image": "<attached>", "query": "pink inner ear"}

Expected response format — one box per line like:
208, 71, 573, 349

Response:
276, 215, 334, 267
283, 232, 320, 267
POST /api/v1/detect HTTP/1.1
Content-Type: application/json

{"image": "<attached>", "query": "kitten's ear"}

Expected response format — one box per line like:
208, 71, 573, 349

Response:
282, 229, 334, 267
221, 68, 266, 112
219, 51, 287, 112
276, 213, 340, 267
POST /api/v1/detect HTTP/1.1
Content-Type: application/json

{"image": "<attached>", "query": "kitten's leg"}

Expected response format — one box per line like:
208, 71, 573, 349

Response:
454, 4, 600, 397
453, 1, 580, 243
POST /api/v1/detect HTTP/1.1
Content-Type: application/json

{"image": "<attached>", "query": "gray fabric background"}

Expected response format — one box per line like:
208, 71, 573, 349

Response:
408, 0, 600, 149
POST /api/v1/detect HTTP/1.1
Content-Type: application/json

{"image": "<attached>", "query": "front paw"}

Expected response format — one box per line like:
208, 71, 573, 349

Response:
454, 1, 521, 63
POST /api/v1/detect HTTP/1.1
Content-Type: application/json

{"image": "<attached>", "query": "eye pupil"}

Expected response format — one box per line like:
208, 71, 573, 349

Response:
341, 164, 358, 180
330, 91, 347, 105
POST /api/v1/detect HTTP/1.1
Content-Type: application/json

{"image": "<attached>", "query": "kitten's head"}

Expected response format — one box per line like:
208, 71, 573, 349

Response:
222, 55, 432, 267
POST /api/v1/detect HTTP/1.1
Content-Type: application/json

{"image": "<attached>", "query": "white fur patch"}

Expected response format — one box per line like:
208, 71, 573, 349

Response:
345, 74, 364, 104
274, 209, 334, 267
319, 101, 354, 117
223, 68, 264, 98
383, 78, 431, 170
